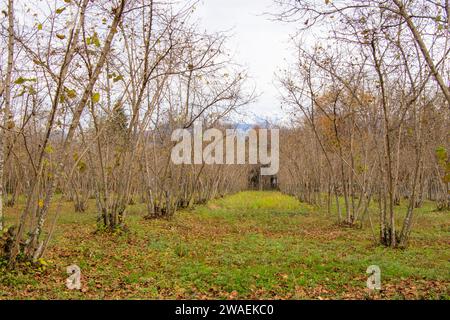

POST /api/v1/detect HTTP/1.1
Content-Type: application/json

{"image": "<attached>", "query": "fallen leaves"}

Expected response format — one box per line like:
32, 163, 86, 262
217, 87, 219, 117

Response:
1, 192, 448, 300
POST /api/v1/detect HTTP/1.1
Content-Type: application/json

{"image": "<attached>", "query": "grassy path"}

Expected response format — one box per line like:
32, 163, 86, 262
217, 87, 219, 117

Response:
1, 191, 449, 299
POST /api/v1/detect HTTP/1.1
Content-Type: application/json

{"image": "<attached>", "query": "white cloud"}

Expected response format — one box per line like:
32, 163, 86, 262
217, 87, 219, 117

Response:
194, 0, 297, 122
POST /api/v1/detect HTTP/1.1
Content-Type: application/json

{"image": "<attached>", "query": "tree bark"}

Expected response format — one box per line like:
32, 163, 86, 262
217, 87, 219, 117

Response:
0, 0, 15, 232
393, 0, 450, 105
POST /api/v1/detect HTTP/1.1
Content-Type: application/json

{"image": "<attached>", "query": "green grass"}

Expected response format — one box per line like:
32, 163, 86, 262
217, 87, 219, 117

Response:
1, 191, 449, 299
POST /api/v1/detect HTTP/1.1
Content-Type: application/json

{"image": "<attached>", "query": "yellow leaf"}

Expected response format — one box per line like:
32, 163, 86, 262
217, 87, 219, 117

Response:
65, 88, 77, 99
14, 77, 26, 85
38, 258, 47, 265
113, 75, 123, 82
92, 33, 100, 47
44, 144, 54, 154
38, 200, 44, 208
6, 120, 15, 129
92, 92, 100, 103
14, 77, 36, 85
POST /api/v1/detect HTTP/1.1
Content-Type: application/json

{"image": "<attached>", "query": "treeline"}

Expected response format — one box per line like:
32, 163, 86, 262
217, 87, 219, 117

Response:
0, 0, 449, 271
276, 0, 449, 247
0, 0, 252, 268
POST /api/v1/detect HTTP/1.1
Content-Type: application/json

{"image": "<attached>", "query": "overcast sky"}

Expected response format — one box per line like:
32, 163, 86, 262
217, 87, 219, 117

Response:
193, 0, 297, 123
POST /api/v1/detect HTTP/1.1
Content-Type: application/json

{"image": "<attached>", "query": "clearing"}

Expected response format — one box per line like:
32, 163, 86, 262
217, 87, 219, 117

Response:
1, 191, 449, 299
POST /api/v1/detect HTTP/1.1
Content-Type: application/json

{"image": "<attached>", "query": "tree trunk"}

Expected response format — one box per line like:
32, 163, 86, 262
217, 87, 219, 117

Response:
0, 0, 15, 233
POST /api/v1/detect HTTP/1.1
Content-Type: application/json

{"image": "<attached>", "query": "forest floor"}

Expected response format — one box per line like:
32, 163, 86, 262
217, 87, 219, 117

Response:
0, 191, 449, 299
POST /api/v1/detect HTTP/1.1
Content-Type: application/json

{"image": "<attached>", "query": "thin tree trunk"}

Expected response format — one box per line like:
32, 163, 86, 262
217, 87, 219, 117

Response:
371, 40, 396, 247
0, 0, 15, 232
